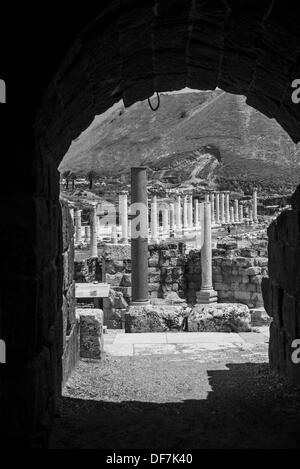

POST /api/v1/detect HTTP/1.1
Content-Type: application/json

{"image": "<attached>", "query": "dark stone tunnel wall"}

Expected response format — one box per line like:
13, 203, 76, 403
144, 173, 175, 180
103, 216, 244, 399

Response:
262, 187, 300, 386
1, 0, 300, 448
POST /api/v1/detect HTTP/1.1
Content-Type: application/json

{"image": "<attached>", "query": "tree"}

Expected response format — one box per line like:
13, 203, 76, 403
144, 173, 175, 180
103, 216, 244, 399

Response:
62, 170, 71, 190
70, 172, 77, 190
86, 170, 98, 190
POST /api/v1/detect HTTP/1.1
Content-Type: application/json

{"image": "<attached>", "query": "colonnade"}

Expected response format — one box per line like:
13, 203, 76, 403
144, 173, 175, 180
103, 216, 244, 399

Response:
69, 188, 259, 257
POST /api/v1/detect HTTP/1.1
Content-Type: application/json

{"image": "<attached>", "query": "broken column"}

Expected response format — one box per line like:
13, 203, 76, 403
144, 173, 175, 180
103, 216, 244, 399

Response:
150, 195, 158, 243
131, 167, 149, 305
119, 191, 129, 243
253, 188, 258, 223
90, 204, 98, 258
74, 209, 82, 244
196, 202, 218, 304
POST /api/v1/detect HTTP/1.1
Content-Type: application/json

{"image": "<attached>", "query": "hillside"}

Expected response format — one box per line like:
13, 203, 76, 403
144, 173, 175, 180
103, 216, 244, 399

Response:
59, 90, 300, 195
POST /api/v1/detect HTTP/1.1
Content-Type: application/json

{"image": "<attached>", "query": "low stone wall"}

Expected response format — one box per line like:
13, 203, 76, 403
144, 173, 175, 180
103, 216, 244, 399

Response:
74, 239, 268, 328
186, 242, 268, 308
61, 200, 79, 386
262, 188, 300, 385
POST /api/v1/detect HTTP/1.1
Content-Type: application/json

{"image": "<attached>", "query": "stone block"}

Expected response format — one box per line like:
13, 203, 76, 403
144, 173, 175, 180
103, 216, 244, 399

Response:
125, 302, 189, 332
188, 303, 251, 332
245, 266, 262, 276
120, 273, 132, 286
105, 272, 123, 286
77, 308, 103, 359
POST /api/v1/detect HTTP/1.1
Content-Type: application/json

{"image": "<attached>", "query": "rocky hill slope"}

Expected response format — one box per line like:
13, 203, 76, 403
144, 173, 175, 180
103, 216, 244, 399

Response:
59, 90, 300, 195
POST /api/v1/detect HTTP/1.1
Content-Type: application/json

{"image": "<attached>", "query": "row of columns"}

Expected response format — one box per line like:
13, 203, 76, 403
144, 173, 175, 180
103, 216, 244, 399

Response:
70, 186, 258, 264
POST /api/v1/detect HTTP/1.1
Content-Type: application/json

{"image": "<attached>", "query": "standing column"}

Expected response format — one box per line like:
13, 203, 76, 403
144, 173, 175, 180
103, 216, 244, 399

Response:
234, 199, 239, 223
131, 167, 149, 305
239, 204, 244, 223
162, 207, 169, 235
96, 215, 100, 239
74, 209, 82, 243
215, 192, 220, 224
253, 188, 258, 223
210, 193, 215, 225
194, 199, 199, 228
90, 204, 98, 258
188, 195, 193, 228
249, 208, 253, 223
84, 226, 90, 244
220, 192, 225, 224
230, 206, 234, 224
205, 193, 210, 203
176, 196, 182, 234
196, 202, 218, 304
169, 203, 175, 237
183, 195, 188, 230
119, 191, 129, 243
150, 195, 158, 243
225, 191, 230, 224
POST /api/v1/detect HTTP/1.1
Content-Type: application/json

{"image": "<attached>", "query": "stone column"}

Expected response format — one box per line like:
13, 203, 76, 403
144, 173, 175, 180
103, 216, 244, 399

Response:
194, 199, 199, 228
220, 192, 225, 224
176, 196, 182, 233
253, 188, 258, 223
183, 195, 188, 230
196, 202, 218, 304
90, 204, 98, 258
169, 203, 175, 236
150, 195, 158, 243
131, 167, 149, 305
234, 199, 239, 223
225, 191, 230, 224
74, 209, 82, 243
111, 225, 118, 244
215, 192, 220, 224
84, 226, 90, 244
119, 191, 129, 243
162, 207, 169, 235
210, 192, 215, 225
249, 208, 253, 223
230, 206, 234, 224
188, 195, 193, 228
239, 204, 244, 223
205, 193, 210, 203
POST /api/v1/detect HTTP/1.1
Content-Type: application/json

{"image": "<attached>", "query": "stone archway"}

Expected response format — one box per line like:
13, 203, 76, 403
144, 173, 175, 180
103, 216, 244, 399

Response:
1, 0, 300, 448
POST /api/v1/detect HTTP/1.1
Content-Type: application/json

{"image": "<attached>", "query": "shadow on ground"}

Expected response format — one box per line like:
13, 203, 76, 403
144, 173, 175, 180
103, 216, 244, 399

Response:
51, 362, 300, 449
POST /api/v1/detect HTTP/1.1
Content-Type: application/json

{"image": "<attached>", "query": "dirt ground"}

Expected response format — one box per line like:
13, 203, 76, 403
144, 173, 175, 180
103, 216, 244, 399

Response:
50, 342, 300, 449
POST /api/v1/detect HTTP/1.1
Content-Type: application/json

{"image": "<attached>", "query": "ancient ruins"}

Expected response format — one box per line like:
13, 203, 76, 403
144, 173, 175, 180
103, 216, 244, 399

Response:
2, 0, 300, 451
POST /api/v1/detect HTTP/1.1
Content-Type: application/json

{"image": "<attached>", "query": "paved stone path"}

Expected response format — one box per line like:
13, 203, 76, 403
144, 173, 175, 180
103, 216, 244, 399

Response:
104, 328, 270, 358
51, 327, 300, 449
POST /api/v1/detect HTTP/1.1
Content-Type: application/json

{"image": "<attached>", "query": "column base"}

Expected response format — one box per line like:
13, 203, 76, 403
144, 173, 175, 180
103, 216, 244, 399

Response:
196, 289, 218, 304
